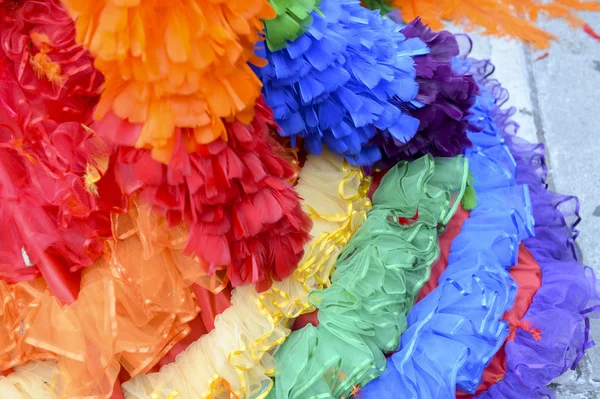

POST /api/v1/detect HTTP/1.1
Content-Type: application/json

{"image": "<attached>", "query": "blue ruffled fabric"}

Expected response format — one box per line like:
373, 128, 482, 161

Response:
359, 85, 535, 398
256, 0, 427, 166
464, 56, 600, 399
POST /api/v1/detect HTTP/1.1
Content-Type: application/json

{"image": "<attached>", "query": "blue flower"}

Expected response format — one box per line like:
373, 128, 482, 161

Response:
256, 0, 427, 166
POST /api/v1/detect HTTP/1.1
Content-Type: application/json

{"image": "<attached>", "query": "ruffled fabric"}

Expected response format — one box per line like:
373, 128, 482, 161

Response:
470, 60, 600, 399
451, 243, 542, 397
0, 202, 225, 399
369, 19, 479, 170
360, 86, 535, 398
420, 207, 543, 397
110, 99, 312, 290
417, 207, 542, 397
384, 0, 600, 49
59, 0, 276, 162
0, 361, 61, 399
416, 206, 470, 303
257, 0, 427, 166
123, 285, 289, 399
122, 151, 371, 399
264, 0, 320, 51
151, 284, 233, 372
267, 155, 470, 399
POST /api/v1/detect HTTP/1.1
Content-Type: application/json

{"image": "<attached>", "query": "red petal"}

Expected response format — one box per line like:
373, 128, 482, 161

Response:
232, 198, 262, 239
186, 227, 231, 265
252, 188, 283, 225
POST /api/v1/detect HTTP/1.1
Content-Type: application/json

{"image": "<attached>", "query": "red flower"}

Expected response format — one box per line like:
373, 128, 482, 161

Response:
0, 5, 119, 285
0, 0, 102, 125
109, 99, 312, 290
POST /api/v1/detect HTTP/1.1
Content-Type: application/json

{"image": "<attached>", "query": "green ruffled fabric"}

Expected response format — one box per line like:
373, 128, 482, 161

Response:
362, 0, 394, 14
267, 155, 470, 399
264, 0, 321, 51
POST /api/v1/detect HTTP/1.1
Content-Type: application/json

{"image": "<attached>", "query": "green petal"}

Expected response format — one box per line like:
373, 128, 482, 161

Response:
264, 0, 321, 51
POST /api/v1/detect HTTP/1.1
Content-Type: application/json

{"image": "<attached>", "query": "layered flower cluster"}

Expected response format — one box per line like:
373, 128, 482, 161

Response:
257, 0, 426, 166
264, 0, 321, 51
0, 0, 103, 123
60, 0, 276, 162
110, 99, 312, 290
0, 0, 118, 287
370, 18, 479, 170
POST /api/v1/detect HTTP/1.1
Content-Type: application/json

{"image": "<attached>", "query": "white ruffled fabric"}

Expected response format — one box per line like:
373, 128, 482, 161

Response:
0, 361, 61, 399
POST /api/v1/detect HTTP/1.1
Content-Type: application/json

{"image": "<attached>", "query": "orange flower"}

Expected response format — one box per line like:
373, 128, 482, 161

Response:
60, 0, 276, 162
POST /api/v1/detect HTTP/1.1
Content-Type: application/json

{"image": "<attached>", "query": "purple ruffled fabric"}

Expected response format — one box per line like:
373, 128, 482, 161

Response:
369, 18, 479, 170
467, 53, 600, 399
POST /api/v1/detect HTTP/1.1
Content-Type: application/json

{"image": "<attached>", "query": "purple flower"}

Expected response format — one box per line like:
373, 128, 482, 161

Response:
369, 18, 479, 171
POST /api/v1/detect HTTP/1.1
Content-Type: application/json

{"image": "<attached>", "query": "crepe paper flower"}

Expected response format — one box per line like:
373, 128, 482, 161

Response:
107, 98, 312, 290
385, 0, 600, 49
257, 0, 427, 167
369, 18, 479, 170
0, 0, 103, 125
59, 0, 276, 163
264, 0, 321, 51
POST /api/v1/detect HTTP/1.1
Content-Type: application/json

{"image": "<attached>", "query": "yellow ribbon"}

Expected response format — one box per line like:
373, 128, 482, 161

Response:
223, 159, 371, 398
149, 383, 181, 399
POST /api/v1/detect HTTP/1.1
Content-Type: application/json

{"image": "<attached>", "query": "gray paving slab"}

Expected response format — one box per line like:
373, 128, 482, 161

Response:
526, 14, 600, 399
531, 11, 600, 397
533, 12, 600, 269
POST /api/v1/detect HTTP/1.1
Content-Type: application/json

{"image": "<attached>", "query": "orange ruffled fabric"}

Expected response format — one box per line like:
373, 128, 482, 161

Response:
392, 0, 600, 48
0, 202, 226, 399
60, 0, 276, 163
